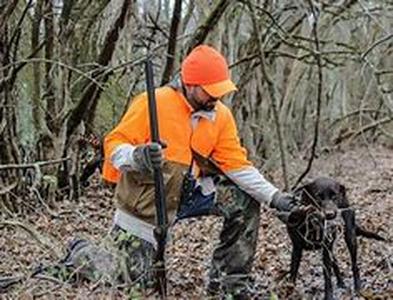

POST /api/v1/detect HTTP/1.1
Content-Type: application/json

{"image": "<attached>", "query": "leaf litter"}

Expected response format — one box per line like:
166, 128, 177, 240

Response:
0, 145, 391, 299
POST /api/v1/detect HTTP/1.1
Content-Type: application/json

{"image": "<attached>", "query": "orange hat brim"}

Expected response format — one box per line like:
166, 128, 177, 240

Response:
201, 79, 238, 98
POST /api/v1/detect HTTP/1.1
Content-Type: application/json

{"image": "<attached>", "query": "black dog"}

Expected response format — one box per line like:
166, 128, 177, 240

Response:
278, 177, 385, 300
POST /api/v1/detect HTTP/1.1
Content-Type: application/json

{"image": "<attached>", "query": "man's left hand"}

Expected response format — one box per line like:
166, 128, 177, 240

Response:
270, 191, 314, 226
270, 192, 298, 212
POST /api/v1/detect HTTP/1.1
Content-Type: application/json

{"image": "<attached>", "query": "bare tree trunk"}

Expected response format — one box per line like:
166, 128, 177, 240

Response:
66, 0, 133, 139
247, 0, 289, 190
0, 2, 22, 212
160, 0, 182, 85
44, 0, 56, 132
31, 0, 44, 138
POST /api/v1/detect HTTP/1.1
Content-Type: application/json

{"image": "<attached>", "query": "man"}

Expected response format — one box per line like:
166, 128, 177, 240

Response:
102, 45, 298, 296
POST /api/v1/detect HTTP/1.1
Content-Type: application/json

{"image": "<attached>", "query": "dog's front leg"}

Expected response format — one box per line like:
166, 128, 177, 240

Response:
322, 246, 334, 300
331, 253, 345, 288
342, 209, 361, 291
289, 244, 303, 284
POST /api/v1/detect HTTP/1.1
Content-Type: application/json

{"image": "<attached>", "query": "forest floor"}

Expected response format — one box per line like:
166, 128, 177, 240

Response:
1, 144, 392, 299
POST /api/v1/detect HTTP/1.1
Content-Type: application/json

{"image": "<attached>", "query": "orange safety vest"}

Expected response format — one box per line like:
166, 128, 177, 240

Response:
102, 86, 251, 183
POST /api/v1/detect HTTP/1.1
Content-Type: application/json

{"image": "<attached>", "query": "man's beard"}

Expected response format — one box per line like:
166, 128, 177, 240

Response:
186, 89, 217, 111
198, 101, 216, 111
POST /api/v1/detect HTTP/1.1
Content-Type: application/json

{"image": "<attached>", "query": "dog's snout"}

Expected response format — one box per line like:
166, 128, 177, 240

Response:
322, 200, 338, 220
324, 209, 337, 220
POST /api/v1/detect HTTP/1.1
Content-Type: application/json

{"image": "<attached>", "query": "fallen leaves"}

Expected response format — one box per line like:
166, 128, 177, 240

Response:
1, 145, 392, 299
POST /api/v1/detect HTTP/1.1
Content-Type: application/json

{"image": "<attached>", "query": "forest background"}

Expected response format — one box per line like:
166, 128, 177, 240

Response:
0, 0, 392, 298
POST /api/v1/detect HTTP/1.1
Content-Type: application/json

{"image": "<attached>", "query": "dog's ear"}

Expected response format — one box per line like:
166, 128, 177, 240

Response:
337, 184, 350, 208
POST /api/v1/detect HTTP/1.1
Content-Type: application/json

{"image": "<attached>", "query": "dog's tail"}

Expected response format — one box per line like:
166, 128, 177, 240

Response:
355, 225, 386, 241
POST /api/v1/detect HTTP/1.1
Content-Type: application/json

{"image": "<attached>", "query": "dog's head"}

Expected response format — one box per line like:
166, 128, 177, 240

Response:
295, 177, 349, 220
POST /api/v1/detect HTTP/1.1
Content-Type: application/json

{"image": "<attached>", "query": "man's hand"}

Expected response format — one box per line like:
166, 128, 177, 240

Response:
270, 192, 298, 212
132, 142, 164, 172
270, 192, 315, 226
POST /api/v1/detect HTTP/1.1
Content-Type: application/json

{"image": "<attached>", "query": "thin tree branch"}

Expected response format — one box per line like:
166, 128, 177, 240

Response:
246, 0, 288, 190
292, 0, 324, 190
335, 117, 393, 144
0, 0, 19, 32
186, 0, 232, 54
0, 56, 104, 92
0, 157, 70, 170
6, 0, 33, 51
361, 33, 393, 60
0, 180, 18, 195
0, 220, 62, 257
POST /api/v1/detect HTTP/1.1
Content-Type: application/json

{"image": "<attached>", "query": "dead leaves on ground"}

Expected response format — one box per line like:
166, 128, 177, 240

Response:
1, 145, 392, 299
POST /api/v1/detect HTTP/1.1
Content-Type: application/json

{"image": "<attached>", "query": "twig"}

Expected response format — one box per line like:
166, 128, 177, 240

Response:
33, 273, 65, 285
358, 0, 390, 34
147, 13, 169, 39
0, 275, 24, 291
250, 2, 289, 36
0, 180, 18, 195
246, 0, 289, 190
30, 187, 59, 218
337, 117, 393, 144
292, 0, 323, 190
0, 220, 62, 258
229, 48, 352, 69
0, 58, 105, 91
86, 33, 192, 81
31, 283, 63, 298
361, 33, 393, 59
327, 108, 384, 130
0, 157, 70, 170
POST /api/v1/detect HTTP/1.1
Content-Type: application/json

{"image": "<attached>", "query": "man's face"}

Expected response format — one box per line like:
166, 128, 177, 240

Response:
185, 85, 219, 111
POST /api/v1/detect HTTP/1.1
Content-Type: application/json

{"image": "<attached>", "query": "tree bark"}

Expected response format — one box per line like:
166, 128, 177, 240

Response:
66, 0, 133, 138
44, 0, 56, 132
186, 0, 232, 54
31, 0, 44, 137
247, 0, 289, 190
160, 0, 182, 85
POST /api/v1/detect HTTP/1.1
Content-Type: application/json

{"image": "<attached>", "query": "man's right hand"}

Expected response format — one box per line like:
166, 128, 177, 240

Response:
132, 142, 163, 172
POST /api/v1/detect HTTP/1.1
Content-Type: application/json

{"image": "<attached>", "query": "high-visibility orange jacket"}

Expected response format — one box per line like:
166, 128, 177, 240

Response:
103, 86, 251, 181
103, 83, 278, 225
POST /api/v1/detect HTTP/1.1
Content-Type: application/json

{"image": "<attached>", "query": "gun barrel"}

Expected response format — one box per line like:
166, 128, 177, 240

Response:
145, 58, 168, 298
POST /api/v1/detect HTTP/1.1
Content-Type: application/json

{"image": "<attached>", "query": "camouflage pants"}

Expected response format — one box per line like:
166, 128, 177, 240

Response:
207, 178, 261, 296
110, 225, 157, 290
109, 178, 261, 295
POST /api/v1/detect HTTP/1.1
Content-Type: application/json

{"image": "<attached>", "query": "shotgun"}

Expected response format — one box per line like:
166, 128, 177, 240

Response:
144, 57, 168, 298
